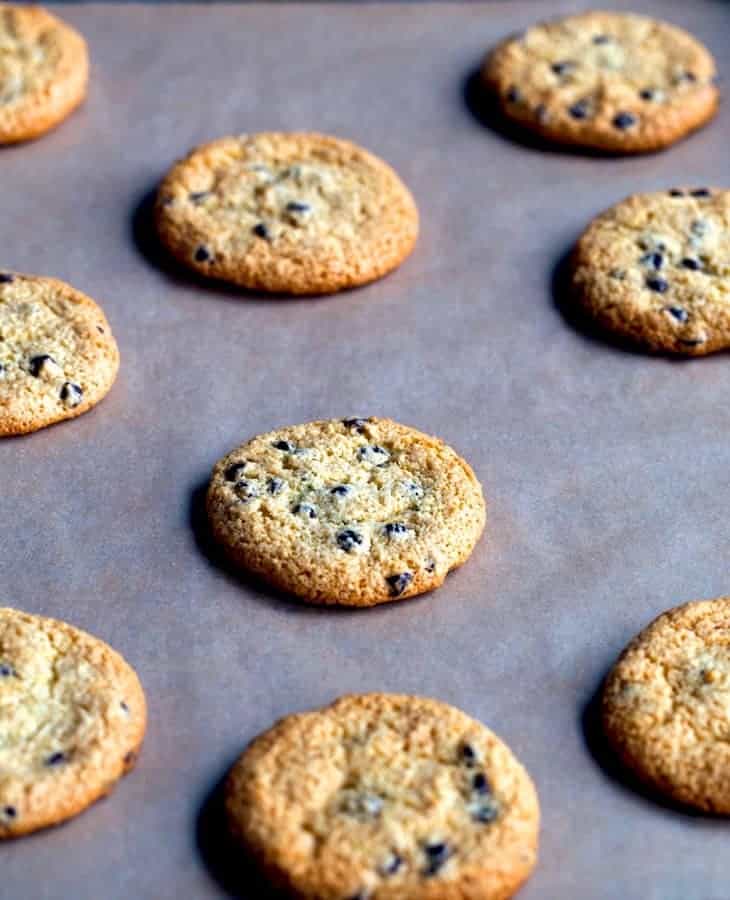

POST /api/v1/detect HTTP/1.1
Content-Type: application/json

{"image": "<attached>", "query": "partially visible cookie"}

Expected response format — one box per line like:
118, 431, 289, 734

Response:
570, 188, 730, 355
0, 273, 119, 436
0, 606, 146, 838
482, 11, 718, 153
226, 693, 540, 900
603, 598, 730, 813
155, 132, 419, 295
0, 5, 89, 144
206, 417, 486, 606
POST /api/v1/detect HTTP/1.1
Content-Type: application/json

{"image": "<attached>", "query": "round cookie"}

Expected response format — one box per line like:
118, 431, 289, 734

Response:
226, 693, 540, 900
0, 5, 89, 144
481, 11, 718, 154
0, 273, 120, 436
603, 598, 730, 813
206, 417, 486, 607
155, 132, 419, 295
570, 188, 730, 355
0, 606, 146, 838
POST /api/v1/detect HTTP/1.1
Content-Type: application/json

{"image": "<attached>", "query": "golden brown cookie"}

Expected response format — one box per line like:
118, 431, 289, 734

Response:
155, 132, 419, 295
603, 597, 730, 813
570, 188, 730, 355
206, 417, 486, 607
0, 273, 120, 436
226, 693, 540, 900
0, 606, 146, 838
481, 11, 718, 154
0, 5, 89, 144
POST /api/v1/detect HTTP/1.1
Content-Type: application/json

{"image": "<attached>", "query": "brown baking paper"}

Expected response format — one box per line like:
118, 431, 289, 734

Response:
2, 2, 730, 897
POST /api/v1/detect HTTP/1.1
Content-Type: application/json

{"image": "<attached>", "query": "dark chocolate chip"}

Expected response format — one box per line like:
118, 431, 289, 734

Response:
473, 772, 490, 794
472, 798, 500, 823
337, 529, 362, 552
646, 277, 669, 294
569, 99, 590, 120
383, 522, 408, 537
665, 306, 689, 323
379, 853, 403, 877
330, 485, 351, 497
639, 88, 656, 101
613, 112, 636, 130
286, 201, 311, 213
0, 664, 14, 677
343, 417, 368, 432
29, 354, 55, 376
124, 751, 136, 766
189, 191, 209, 203
96, 325, 105, 334
640, 252, 663, 270
461, 743, 477, 766
225, 463, 247, 482
424, 843, 450, 877
234, 480, 258, 502
551, 61, 574, 76
120, 701, 129, 713
683, 71, 697, 82
0, 273, 14, 283
194, 246, 211, 262
273, 439, 296, 452
669, 189, 685, 197
592, 34, 610, 44
680, 337, 706, 346
267, 477, 285, 495
358, 445, 389, 465
691, 188, 711, 197
252, 223, 270, 239
424, 559, 436, 574
292, 503, 317, 519
60, 382, 83, 407
506, 86, 521, 104
386, 572, 413, 596
45, 752, 66, 767
680, 257, 702, 271
3, 806, 16, 819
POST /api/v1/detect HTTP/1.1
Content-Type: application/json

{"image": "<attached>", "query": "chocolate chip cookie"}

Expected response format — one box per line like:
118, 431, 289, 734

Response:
206, 417, 486, 606
570, 188, 730, 355
155, 132, 419, 294
0, 606, 146, 838
603, 597, 730, 813
0, 273, 119, 436
0, 5, 89, 144
482, 11, 718, 153
226, 693, 540, 899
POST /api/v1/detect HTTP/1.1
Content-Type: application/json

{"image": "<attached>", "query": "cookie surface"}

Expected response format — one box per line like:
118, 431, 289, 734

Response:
0, 273, 119, 436
603, 598, 730, 813
206, 417, 486, 607
482, 11, 718, 153
570, 188, 730, 355
155, 132, 419, 295
0, 5, 88, 144
227, 693, 540, 900
0, 606, 146, 838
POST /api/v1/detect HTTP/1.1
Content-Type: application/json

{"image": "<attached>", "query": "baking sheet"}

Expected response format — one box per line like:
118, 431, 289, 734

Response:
3, 2, 730, 898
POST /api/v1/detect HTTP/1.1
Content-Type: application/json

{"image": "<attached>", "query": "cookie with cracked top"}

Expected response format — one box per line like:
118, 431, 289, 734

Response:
0, 606, 146, 838
481, 11, 718, 153
0, 273, 119, 435
226, 693, 539, 899
206, 417, 486, 606
0, 5, 89, 144
155, 132, 419, 295
602, 597, 730, 813
570, 188, 730, 355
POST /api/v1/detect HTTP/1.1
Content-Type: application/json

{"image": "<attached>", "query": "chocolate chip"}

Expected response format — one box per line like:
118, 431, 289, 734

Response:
473, 772, 490, 794
124, 751, 136, 766
424, 843, 450, 876
471, 797, 500, 823
0, 664, 14, 677
292, 503, 316, 519
29, 354, 56, 377
639, 88, 656, 101
358, 445, 390, 466
337, 529, 362, 552
267, 477, 285, 495
60, 382, 83, 408
194, 245, 211, 262
691, 188, 711, 197
461, 743, 478, 766
386, 572, 413, 596
286, 201, 311, 213
425, 559, 436, 574
383, 522, 408, 537
592, 34, 610, 44
683, 71, 697, 83
234, 480, 258, 502
189, 191, 209, 203
680, 257, 702, 271
343, 417, 368, 432
330, 485, 351, 497
3, 806, 16, 819
506, 86, 521, 103
252, 223, 270, 239
646, 277, 669, 293
680, 337, 706, 347
273, 439, 296, 452
0, 273, 14, 283
669, 189, 685, 197
551, 61, 574, 76
225, 463, 247, 482
120, 701, 129, 713
379, 853, 403, 877
665, 306, 688, 323
613, 112, 636, 130
97, 325, 105, 334
569, 99, 590, 120
45, 752, 66, 767
640, 252, 663, 270
403, 480, 424, 499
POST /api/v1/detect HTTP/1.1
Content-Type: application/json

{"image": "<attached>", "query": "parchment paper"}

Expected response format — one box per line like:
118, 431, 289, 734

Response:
2, 3, 730, 898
